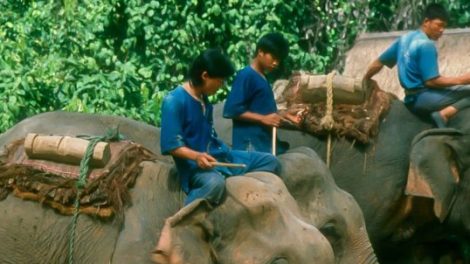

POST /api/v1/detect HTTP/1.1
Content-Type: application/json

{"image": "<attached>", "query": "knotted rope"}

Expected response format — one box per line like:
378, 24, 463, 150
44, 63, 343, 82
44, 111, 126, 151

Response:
68, 128, 122, 264
321, 70, 337, 167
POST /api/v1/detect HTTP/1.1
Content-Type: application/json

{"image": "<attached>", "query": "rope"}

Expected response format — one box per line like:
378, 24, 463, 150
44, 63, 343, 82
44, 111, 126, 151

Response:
321, 71, 337, 167
320, 70, 336, 130
68, 128, 122, 264
68, 136, 105, 264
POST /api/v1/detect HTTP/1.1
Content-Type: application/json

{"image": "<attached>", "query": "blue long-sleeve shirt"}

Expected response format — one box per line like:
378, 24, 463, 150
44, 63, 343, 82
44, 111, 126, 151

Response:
223, 66, 282, 153
160, 86, 230, 193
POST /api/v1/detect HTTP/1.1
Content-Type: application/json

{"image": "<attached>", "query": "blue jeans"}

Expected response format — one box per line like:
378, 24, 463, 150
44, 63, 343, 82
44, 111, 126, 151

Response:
410, 85, 470, 115
184, 150, 280, 205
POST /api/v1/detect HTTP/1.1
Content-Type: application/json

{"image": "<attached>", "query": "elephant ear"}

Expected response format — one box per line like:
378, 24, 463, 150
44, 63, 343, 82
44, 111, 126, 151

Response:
151, 199, 216, 264
407, 129, 462, 222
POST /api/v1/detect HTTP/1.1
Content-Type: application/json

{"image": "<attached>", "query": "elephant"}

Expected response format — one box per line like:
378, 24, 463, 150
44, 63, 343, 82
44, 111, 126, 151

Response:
0, 159, 178, 264
152, 172, 334, 264
0, 111, 377, 263
214, 100, 470, 263
0, 158, 334, 264
277, 147, 377, 264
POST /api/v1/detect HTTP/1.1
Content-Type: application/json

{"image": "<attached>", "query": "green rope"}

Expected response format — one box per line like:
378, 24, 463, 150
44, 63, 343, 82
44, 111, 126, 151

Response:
67, 127, 121, 264
68, 136, 104, 264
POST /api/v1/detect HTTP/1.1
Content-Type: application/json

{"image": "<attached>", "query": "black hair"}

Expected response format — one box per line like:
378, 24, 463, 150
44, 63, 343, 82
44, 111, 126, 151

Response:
188, 48, 235, 87
255, 32, 289, 61
423, 3, 449, 22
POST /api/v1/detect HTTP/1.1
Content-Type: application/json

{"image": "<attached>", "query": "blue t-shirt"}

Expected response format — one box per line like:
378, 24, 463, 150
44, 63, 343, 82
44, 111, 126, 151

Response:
160, 86, 230, 193
223, 66, 280, 153
379, 30, 439, 102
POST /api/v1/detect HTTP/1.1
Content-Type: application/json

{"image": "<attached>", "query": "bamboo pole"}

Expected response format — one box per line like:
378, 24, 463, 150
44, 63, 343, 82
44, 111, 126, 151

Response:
272, 127, 277, 156
210, 162, 246, 168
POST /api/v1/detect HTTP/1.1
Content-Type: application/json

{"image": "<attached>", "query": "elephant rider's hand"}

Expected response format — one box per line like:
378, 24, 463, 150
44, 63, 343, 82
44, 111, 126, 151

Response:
195, 152, 216, 169
261, 113, 282, 127
283, 111, 305, 125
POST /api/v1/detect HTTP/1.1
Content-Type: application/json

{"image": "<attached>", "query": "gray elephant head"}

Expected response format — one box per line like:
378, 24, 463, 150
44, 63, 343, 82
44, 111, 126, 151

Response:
152, 173, 335, 264
214, 103, 377, 263
278, 147, 378, 264
409, 108, 470, 235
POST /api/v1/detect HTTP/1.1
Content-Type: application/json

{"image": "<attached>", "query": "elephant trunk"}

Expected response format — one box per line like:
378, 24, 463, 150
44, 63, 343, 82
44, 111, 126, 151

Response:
339, 230, 378, 264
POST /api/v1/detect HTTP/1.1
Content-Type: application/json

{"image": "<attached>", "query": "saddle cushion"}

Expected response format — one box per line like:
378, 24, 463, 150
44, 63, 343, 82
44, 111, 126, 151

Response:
0, 138, 156, 219
278, 78, 394, 144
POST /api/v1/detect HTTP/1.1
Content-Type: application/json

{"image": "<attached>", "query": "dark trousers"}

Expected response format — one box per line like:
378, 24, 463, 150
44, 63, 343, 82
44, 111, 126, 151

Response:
184, 150, 280, 205
411, 85, 470, 114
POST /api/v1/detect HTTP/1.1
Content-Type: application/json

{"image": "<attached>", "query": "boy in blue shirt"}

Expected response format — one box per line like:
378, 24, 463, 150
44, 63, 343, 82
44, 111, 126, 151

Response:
223, 33, 291, 154
160, 49, 280, 206
364, 3, 470, 128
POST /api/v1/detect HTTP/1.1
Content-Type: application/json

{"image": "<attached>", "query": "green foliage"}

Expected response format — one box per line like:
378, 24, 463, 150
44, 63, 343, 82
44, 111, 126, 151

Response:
0, 0, 327, 131
123, 0, 327, 102
366, 0, 470, 31
0, 0, 159, 129
1, 0, 470, 132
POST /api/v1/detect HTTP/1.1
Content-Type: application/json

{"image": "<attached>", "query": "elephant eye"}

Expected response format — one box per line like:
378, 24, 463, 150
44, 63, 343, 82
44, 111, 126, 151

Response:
270, 257, 288, 264
320, 222, 341, 246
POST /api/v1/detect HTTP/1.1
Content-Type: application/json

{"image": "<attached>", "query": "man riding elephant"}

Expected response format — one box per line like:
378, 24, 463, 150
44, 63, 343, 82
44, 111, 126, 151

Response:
160, 48, 280, 206
152, 171, 335, 264
364, 3, 470, 128
0, 158, 336, 263
358, 4, 470, 262
0, 111, 378, 263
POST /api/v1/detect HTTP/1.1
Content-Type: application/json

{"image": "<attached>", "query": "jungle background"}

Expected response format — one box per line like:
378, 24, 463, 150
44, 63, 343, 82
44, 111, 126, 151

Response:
1, 0, 470, 133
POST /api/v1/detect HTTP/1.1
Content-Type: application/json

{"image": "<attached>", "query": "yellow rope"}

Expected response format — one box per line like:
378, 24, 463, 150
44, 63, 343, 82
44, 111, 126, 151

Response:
322, 71, 337, 167
320, 70, 336, 130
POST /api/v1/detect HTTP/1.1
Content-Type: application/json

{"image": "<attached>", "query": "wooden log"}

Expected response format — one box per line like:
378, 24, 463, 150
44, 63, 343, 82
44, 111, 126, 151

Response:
24, 133, 110, 167
293, 73, 371, 105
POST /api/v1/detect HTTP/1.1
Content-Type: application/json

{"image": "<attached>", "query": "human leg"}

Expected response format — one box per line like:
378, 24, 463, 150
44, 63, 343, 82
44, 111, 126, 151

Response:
413, 85, 470, 127
185, 170, 226, 206
431, 110, 452, 128
228, 150, 281, 176
433, 97, 470, 127
413, 85, 470, 113
438, 95, 470, 126
451, 96, 470, 111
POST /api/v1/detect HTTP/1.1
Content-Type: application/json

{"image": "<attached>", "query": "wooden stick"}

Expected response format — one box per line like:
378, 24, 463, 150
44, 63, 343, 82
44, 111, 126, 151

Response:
210, 162, 246, 168
272, 127, 277, 156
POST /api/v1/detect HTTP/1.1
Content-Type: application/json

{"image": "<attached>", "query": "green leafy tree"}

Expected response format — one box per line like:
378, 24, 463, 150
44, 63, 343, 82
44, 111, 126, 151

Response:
1, 0, 469, 133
